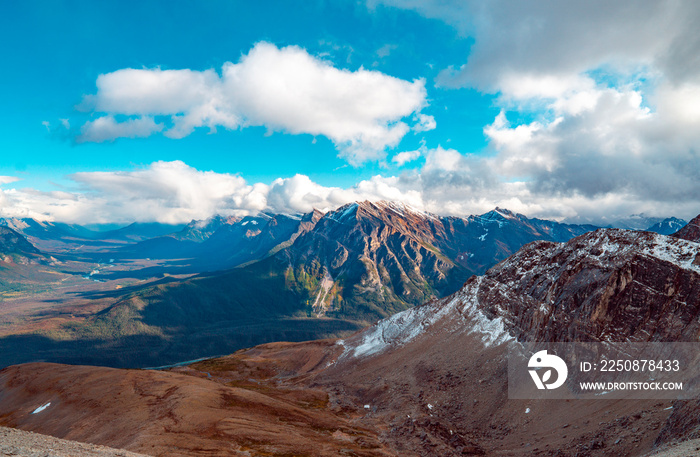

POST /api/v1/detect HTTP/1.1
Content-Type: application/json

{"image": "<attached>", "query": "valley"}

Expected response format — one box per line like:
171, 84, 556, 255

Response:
0, 201, 611, 368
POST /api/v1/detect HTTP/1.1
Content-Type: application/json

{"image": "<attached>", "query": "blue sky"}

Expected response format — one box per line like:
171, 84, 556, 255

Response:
1, 1, 699, 224
1, 1, 488, 185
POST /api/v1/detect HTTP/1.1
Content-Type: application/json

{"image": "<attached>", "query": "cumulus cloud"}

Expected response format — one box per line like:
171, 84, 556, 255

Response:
77, 116, 164, 143
75, 42, 429, 163
0, 176, 20, 185
16, 3, 700, 223
0, 162, 421, 223
392, 149, 422, 167
367, 0, 700, 219
392, 141, 426, 166
374, 1, 696, 90
412, 113, 436, 132
2, 158, 699, 225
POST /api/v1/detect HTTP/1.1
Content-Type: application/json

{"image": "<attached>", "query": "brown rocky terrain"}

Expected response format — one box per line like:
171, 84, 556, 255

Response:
0, 360, 394, 456
671, 213, 700, 243
475, 228, 700, 342
0, 426, 150, 457
0, 220, 697, 456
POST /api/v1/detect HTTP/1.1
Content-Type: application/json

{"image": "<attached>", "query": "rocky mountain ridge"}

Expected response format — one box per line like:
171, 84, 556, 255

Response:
671, 213, 700, 243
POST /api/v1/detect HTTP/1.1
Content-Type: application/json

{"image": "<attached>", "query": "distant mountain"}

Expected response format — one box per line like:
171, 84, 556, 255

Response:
117, 212, 318, 270
0, 218, 184, 255
90, 222, 184, 242
645, 217, 687, 235
609, 213, 667, 230
172, 215, 240, 242
0, 217, 95, 241
125, 201, 598, 326
268, 202, 597, 321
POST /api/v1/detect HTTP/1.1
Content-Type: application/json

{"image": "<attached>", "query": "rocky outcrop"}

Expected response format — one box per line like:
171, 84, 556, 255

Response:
671, 213, 700, 243
327, 227, 699, 455
476, 229, 700, 342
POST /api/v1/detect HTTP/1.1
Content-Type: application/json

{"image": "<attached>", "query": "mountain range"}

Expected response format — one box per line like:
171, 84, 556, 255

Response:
0, 203, 690, 369
0, 201, 606, 368
1, 213, 697, 456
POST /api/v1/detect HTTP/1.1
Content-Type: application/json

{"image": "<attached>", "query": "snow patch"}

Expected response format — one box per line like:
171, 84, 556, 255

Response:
330, 203, 359, 222
31, 402, 51, 414
345, 277, 512, 359
642, 235, 699, 273
457, 277, 513, 347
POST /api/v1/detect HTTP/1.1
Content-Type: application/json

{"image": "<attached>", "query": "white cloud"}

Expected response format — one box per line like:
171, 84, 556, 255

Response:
412, 113, 436, 132
384, 0, 696, 91
78, 116, 164, 143
392, 141, 426, 166
1, 159, 699, 225
369, 0, 700, 218
376, 43, 397, 58
392, 149, 422, 167
0, 176, 20, 185
15, 3, 700, 224
75, 42, 430, 164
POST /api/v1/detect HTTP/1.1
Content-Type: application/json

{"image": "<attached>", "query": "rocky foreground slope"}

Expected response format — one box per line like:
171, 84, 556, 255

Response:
0, 426, 150, 457
0, 219, 698, 456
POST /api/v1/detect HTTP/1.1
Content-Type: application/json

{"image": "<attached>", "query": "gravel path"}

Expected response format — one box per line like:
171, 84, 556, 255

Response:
0, 427, 151, 457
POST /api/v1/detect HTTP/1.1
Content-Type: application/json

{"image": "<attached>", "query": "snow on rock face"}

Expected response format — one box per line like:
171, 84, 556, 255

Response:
345, 277, 512, 359
478, 228, 700, 343
642, 234, 700, 273
31, 402, 51, 414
